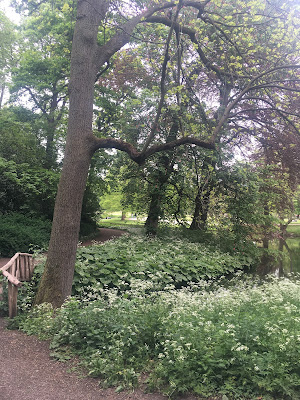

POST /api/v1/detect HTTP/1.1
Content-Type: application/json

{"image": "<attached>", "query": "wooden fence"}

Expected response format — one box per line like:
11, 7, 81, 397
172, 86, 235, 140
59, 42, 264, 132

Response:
0, 253, 34, 318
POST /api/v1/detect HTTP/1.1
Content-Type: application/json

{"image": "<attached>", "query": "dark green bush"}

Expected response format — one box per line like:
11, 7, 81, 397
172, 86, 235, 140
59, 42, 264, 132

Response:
0, 213, 51, 257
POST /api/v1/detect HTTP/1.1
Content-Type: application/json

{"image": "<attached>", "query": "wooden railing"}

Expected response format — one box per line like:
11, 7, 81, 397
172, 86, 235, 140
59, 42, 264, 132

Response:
0, 253, 34, 318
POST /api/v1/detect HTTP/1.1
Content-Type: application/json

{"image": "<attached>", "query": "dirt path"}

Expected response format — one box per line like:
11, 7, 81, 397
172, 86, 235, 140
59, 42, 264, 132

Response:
79, 227, 127, 246
0, 318, 173, 400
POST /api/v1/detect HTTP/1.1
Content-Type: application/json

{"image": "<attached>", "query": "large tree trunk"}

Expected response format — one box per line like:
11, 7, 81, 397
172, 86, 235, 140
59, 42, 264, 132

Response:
33, 1, 216, 307
35, 0, 108, 307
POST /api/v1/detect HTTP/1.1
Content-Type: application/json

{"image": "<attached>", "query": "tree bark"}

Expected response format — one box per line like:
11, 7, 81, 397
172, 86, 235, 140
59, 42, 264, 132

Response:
35, 0, 108, 306
145, 191, 163, 235
0, 84, 5, 109
190, 186, 211, 230
145, 117, 179, 235
190, 154, 216, 231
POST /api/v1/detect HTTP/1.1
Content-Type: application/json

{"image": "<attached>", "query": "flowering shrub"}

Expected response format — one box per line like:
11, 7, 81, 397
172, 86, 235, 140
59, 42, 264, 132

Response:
19, 274, 300, 399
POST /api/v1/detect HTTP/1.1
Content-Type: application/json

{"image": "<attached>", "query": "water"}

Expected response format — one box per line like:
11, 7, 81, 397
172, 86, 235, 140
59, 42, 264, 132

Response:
280, 236, 300, 274
256, 226, 300, 276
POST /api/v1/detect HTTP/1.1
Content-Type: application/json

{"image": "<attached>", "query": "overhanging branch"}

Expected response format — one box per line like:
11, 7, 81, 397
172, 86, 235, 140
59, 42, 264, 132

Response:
92, 136, 215, 164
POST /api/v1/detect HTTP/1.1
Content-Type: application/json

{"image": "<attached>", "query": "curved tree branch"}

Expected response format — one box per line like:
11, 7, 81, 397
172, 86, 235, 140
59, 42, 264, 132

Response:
92, 135, 215, 164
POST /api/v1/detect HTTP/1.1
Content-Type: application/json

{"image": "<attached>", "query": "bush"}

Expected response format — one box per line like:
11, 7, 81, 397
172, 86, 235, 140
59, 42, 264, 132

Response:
18, 275, 300, 399
73, 235, 247, 297
0, 213, 51, 257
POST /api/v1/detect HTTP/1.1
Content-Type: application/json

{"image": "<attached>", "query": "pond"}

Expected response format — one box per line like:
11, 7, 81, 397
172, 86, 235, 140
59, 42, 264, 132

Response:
280, 235, 300, 274
256, 224, 300, 276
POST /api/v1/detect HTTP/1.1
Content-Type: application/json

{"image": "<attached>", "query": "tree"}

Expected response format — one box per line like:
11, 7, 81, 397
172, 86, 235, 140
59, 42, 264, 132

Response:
0, 106, 45, 164
35, 0, 300, 307
10, 0, 74, 168
0, 11, 17, 108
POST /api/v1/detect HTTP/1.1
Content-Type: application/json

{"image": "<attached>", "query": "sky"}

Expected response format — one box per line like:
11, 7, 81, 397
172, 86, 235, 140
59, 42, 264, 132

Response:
0, 0, 21, 23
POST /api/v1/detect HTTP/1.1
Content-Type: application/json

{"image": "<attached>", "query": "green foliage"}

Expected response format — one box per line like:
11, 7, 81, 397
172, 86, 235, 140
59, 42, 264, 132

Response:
18, 275, 300, 399
0, 107, 45, 165
0, 157, 59, 218
150, 276, 300, 399
0, 213, 51, 256
0, 10, 17, 91
73, 235, 248, 297
100, 191, 125, 214
14, 302, 55, 338
9, 0, 75, 168
0, 155, 100, 239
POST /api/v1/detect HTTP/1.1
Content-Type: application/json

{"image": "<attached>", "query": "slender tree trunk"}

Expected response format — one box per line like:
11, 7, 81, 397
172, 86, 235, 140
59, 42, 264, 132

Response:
44, 119, 57, 169
145, 118, 178, 235
145, 188, 164, 235
190, 155, 216, 231
190, 186, 211, 230
0, 84, 5, 109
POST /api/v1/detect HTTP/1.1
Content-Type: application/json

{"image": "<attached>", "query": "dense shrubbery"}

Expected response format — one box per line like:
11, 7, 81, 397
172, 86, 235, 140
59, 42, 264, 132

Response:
0, 156, 101, 256
0, 157, 59, 218
73, 235, 249, 296
17, 275, 300, 399
0, 213, 51, 257
11, 235, 248, 309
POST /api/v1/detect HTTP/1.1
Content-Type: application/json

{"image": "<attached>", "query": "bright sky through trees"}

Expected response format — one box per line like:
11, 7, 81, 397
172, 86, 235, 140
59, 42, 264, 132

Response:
0, 0, 20, 22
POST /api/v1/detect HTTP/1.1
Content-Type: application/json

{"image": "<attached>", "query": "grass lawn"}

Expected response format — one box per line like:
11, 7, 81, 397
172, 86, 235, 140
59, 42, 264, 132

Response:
287, 223, 300, 236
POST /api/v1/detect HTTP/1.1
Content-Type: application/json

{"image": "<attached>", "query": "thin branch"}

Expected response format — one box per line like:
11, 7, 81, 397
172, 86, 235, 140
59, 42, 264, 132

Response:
24, 87, 47, 115
140, 11, 178, 154
211, 64, 300, 141
145, 15, 249, 80
96, 2, 178, 69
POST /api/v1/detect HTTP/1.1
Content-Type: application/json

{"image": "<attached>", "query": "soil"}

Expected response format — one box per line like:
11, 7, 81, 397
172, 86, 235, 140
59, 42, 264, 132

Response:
0, 228, 200, 400
79, 227, 127, 246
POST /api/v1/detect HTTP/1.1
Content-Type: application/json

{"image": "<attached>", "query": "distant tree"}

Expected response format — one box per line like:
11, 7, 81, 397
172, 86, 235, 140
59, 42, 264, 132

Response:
10, 0, 75, 168
0, 107, 46, 164
0, 11, 17, 108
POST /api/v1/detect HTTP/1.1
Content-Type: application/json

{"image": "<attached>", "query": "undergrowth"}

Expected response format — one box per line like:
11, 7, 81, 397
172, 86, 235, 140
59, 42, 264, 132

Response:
73, 235, 251, 297
16, 274, 300, 400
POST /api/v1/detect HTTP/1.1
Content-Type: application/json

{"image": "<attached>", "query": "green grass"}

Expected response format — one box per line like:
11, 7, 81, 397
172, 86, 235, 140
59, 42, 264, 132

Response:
99, 217, 145, 227
98, 218, 145, 235
287, 224, 300, 236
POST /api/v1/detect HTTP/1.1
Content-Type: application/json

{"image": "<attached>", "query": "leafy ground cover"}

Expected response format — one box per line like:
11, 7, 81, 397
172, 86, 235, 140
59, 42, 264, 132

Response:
7, 234, 300, 399
17, 274, 300, 400
72, 235, 250, 297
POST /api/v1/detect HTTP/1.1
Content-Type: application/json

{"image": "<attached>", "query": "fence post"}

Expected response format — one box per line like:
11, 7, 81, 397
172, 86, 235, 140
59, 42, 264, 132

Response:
8, 281, 18, 318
